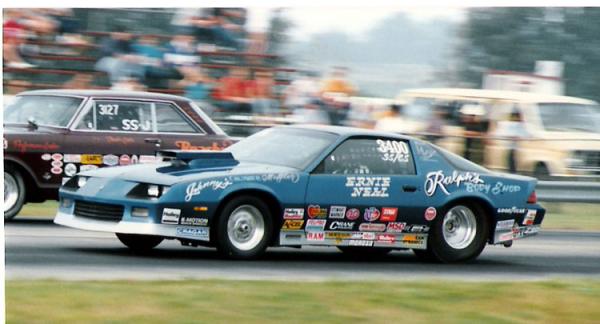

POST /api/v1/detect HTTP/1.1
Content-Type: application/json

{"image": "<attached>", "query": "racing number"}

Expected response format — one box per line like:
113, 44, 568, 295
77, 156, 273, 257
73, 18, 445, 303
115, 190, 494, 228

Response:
98, 104, 119, 116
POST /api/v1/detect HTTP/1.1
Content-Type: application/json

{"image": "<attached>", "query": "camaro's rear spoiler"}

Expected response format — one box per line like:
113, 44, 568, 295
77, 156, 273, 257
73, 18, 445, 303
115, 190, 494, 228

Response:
157, 150, 239, 172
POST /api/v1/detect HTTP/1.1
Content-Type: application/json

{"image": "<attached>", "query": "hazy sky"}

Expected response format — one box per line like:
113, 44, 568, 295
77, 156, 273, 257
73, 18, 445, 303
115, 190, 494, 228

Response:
247, 7, 466, 41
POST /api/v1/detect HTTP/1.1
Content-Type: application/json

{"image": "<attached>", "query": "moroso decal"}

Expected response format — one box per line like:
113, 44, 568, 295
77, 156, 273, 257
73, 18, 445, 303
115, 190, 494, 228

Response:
363, 207, 381, 222
380, 207, 398, 222
424, 170, 483, 196
346, 176, 390, 198
424, 207, 437, 221
349, 240, 373, 247
307, 205, 327, 218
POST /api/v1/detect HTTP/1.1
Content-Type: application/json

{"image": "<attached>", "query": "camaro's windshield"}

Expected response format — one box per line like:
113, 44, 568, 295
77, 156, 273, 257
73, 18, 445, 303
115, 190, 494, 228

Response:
3, 95, 83, 127
225, 127, 338, 169
538, 103, 600, 133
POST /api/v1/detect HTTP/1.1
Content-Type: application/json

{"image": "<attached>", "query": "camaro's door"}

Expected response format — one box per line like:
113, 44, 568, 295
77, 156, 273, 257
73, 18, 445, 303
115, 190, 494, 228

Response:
305, 137, 425, 235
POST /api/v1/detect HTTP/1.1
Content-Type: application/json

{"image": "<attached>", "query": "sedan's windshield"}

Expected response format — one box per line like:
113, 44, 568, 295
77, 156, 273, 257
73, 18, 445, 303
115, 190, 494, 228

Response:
538, 103, 600, 133
3, 95, 83, 127
225, 128, 338, 169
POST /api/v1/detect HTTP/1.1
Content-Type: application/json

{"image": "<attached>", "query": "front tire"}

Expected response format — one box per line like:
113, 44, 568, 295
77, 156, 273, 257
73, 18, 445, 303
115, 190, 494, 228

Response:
426, 203, 489, 263
116, 233, 163, 253
216, 196, 273, 260
4, 167, 26, 221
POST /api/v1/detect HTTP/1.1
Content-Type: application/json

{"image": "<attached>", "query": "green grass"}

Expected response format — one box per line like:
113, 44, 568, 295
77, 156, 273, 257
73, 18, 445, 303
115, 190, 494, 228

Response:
19, 201, 600, 231
6, 280, 600, 323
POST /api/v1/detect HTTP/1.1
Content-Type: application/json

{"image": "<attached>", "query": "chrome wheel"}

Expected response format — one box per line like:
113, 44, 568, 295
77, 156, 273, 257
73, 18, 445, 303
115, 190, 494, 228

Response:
4, 172, 19, 213
227, 204, 265, 251
442, 205, 477, 250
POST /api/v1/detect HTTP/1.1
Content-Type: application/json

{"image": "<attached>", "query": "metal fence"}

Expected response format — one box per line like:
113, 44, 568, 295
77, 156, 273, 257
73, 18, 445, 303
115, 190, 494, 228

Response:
537, 181, 600, 203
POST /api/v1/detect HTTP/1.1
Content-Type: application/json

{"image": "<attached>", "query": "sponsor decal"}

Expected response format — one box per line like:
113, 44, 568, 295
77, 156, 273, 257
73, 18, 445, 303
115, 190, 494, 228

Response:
80, 165, 99, 172
260, 173, 301, 183
176, 226, 209, 240
41, 153, 52, 161
106, 136, 135, 145
497, 207, 526, 214
491, 182, 521, 195
406, 224, 430, 233
376, 139, 410, 163
359, 223, 386, 232
349, 240, 373, 247
180, 216, 208, 226
523, 210, 537, 226
424, 170, 483, 196
50, 167, 62, 175
306, 219, 327, 231
81, 154, 103, 165
326, 232, 352, 239
282, 220, 304, 230
424, 207, 437, 221
346, 176, 390, 198
185, 179, 233, 202
103, 154, 119, 166
329, 206, 347, 219
524, 225, 540, 235
328, 221, 354, 231
285, 233, 303, 240
386, 222, 407, 233
402, 234, 425, 244
364, 207, 381, 222
64, 163, 77, 177
51, 160, 63, 168
414, 141, 437, 161
361, 232, 376, 240
119, 154, 131, 165
161, 208, 181, 224
176, 140, 225, 151
131, 155, 139, 164
307, 205, 327, 218
140, 155, 159, 164
13, 140, 59, 153
306, 232, 325, 241
376, 233, 396, 243
380, 207, 398, 222
63, 154, 81, 163
283, 208, 304, 220
61, 177, 71, 185
496, 219, 515, 230
499, 232, 514, 242
346, 208, 360, 220
52, 153, 63, 161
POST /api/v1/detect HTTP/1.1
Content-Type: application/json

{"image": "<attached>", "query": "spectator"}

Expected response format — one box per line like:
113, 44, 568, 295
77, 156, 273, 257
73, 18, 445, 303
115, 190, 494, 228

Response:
163, 34, 200, 78
494, 108, 530, 173
95, 25, 144, 83
251, 70, 277, 115
284, 71, 320, 112
218, 67, 253, 113
177, 67, 213, 102
3, 9, 35, 68
460, 104, 488, 164
424, 105, 446, 144
320, 67, 355, 125
46, 9, 87, 44
64, 73, 93, 89
110, 76, 146, 92
132, 35, 179, 88
320, 66, 355, 96
170, 8, 243, 51
291, 99, 330, 125
375, 104, 405, 132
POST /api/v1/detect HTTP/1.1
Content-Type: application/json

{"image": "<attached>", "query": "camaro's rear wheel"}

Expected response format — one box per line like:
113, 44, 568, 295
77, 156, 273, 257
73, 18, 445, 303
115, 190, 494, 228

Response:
116, 233, 163, 253
338, 246, 392, 257
216, 196, 272, 260
426, 204, 489, 263
4, 168, 26, 221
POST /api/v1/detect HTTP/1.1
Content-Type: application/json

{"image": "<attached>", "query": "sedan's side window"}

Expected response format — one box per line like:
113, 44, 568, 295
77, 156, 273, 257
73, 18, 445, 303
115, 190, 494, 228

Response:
318, 138, 416, 175
76, 100, 153, 132
155, 103, 198, 133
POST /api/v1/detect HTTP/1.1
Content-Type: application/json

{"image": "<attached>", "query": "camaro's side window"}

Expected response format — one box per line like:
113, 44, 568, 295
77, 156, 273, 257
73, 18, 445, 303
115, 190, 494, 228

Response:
318, 138, 416, 175
155, 103, 197, 133
76, 100, 153, 132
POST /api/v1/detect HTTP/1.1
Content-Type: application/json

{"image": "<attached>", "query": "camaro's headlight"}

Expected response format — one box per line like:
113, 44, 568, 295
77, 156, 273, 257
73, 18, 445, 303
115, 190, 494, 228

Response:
147, 184, 160, 197
128, 183, 170, 199
77, 176, 89, 188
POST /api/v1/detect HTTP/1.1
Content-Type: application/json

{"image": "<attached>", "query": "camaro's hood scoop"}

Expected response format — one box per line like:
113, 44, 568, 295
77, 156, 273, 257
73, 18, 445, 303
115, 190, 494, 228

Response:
156, 150, 239, 173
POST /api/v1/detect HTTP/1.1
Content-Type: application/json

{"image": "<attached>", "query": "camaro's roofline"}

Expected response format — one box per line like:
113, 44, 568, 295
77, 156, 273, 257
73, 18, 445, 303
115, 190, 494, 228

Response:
280, 124, 415, 141
17, 89, 191, 102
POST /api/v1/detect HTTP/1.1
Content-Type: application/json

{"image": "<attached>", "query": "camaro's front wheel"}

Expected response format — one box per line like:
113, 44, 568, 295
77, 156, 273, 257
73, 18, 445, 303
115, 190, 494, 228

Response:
4, 167, 26, 221
116, 233, 163, 253
216, 196, 272, 260
423, 203, 489, 263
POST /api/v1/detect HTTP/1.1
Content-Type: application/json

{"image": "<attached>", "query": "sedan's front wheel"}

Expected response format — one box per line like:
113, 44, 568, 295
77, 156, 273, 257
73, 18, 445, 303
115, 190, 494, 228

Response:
216, 196, 272, 260
116, 233, 163, 253
4, 168, 26, 221
426, 204, 489, 263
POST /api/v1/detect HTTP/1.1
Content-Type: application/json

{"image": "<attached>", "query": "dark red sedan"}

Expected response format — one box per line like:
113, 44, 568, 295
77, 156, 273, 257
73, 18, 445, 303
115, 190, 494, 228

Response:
3, 89, 232, 219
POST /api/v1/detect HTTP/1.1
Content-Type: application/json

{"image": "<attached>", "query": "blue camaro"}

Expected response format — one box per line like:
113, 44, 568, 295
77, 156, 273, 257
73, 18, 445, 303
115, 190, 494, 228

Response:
55, 125, 545, 262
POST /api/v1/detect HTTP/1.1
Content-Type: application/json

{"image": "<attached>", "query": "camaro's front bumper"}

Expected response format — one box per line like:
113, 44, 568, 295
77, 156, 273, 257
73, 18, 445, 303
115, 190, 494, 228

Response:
54, 211, 210, 242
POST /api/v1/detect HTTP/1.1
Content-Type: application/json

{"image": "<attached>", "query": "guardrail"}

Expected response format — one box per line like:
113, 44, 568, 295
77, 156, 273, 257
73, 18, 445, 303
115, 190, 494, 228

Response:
537, 181, 600, 203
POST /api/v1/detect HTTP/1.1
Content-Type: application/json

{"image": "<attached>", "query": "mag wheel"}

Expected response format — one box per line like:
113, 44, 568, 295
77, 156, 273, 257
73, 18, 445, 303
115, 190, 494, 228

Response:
428, 204, 489, 263
216, 196, 272, 260
116, 233, 163, 253
4, 168, 26, 221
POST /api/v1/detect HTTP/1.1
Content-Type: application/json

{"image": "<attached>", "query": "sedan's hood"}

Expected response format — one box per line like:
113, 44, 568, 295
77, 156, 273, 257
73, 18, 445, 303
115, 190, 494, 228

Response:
79, 161, 300, 186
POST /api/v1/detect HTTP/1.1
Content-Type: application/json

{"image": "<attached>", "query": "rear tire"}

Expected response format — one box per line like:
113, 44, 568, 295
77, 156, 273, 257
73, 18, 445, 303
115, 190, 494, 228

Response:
427, 203, 489, 263
216, 195, 272, 260
116, 233, 163, 253
534, 163, 550, 180
4, 167, 26, 221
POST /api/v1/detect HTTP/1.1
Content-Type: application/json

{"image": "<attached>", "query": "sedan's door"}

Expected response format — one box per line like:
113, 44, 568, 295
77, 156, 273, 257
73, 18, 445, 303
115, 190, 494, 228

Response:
304, 137, 426, 246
